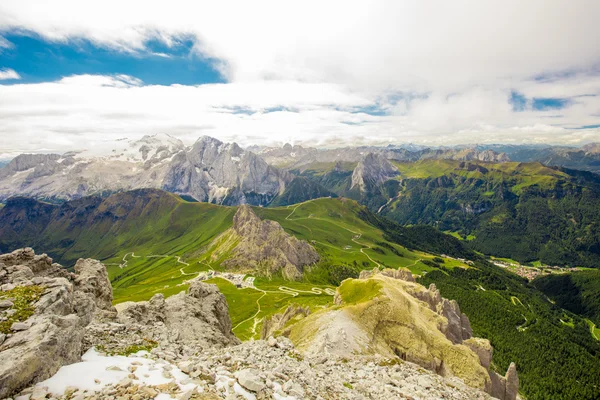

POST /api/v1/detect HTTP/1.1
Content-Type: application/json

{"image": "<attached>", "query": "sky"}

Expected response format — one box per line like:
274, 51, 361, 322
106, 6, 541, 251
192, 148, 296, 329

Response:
1, 0, 600, 157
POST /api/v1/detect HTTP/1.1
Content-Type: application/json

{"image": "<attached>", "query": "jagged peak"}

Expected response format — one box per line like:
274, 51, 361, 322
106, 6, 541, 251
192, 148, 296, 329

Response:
194, 135, 224, 146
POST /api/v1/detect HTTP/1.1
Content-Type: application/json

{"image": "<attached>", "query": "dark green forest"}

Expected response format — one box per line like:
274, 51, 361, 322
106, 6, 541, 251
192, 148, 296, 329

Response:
419, 264, 600, 400
533, 269, 600, 325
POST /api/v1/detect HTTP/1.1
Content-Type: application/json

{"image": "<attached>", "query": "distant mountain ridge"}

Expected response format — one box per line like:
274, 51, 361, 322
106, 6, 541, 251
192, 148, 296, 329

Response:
255, 143, 510, 168
0, 134, 289, 206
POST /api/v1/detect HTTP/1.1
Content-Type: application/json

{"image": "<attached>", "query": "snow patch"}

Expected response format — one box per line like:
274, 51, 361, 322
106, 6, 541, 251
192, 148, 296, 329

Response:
32, 348, 198, 397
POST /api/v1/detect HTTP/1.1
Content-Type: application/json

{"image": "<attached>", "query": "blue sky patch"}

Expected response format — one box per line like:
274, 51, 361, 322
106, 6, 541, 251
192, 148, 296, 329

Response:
0, 33, 225, 85
510, 91, 527, 111
532, 97, 572, 111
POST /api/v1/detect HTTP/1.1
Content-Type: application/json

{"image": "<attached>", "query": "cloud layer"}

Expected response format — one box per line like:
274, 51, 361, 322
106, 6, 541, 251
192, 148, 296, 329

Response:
0, 0, 599, 154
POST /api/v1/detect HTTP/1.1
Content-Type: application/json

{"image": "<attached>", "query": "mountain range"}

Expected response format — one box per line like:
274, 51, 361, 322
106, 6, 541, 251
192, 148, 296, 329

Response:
0, 134, 289, 206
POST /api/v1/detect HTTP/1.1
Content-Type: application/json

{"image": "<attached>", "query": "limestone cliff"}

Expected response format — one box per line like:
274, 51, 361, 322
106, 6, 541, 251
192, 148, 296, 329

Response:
219, 205, 319, 279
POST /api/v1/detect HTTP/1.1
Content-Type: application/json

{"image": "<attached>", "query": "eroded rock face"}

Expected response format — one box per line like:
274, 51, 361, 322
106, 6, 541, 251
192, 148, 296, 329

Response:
261, 305, 310, 339
221, 205, 319, 279
285, 268, 518, 398
351, 153, 399, 192
74, 258, 114, 311
411, 283, 473, 344
0, 248, 114, 398
117, 281, 239, 349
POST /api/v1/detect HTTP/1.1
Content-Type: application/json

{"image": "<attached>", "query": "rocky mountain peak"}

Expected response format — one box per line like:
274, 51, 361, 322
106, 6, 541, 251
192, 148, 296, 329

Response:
221, 205, 319, 279
583, 142, 600, 154
351, 152, 399, 191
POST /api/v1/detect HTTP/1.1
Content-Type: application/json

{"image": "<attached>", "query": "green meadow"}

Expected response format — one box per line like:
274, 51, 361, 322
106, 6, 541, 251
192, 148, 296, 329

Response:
100, 196, 470, 340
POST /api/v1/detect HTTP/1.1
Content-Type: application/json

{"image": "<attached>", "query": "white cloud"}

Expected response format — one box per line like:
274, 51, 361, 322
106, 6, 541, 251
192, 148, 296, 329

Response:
0, 1, 599, 152
0, 68, 20, 80
0, 74, 598, 156
0, 35, 13, 51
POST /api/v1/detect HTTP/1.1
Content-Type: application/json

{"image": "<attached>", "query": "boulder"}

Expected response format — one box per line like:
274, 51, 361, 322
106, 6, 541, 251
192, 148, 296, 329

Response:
236, 368, 265, 392
73, 258, 114, 311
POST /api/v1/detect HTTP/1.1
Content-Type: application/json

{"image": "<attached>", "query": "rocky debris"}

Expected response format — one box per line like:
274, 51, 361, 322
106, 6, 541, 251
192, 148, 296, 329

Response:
219, 205, 319, 279
351, 153, 400, 192
236, 368, 266, 392
0, 248, 114, 398
16, 336, 494, 400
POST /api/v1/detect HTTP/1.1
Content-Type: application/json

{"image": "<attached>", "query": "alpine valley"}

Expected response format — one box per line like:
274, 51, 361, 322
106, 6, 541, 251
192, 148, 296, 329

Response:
1, 135, 600, 400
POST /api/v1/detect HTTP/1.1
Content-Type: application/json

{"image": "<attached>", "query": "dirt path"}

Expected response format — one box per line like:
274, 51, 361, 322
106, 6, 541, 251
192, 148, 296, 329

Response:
351, 233, 381, 268
118, 252, 140, 269
278, 286, 336, 296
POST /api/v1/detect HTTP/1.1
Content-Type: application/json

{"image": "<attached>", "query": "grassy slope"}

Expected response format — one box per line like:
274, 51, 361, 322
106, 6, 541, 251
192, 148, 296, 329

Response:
30, 193, 459, 340
376, 160, 600, 268
392, 159, 569, 194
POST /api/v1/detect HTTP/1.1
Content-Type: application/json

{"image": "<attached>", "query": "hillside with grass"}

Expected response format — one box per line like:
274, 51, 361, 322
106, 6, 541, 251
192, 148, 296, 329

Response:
0, 190, 473, 339
1, 188, 600, 398
295, 159, 600, 268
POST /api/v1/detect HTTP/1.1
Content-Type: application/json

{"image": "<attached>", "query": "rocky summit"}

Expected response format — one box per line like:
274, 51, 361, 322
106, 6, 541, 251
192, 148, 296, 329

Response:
0, 248, 519, 400
216, 205, 319, 280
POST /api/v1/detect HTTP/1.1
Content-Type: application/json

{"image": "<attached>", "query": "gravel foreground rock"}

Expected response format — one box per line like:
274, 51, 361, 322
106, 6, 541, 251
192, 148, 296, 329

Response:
10, 337, 495, 400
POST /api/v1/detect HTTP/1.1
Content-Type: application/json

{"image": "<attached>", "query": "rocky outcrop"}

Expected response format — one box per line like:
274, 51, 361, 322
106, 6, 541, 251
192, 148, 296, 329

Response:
412, 282, 473, 344
0, 248, 114, 398
260, 304, 310, 339
116, 282, 239, 350
73, 259, 113, 311
359, 266, 415, 282
351, 153, 399, 192
285, 268, 519, 399
220, 205, 319, 279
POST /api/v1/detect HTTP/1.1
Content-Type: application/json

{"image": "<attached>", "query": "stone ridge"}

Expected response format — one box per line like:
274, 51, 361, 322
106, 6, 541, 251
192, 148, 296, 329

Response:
221, 205, 320, 279
282, 267, 519, 400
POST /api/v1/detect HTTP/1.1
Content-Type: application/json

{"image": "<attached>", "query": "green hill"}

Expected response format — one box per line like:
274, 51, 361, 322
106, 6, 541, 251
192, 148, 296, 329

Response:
269, 176, 337, 206
0, 189, 469, 337
533, 269, 600, 326
297, 159, 600, 268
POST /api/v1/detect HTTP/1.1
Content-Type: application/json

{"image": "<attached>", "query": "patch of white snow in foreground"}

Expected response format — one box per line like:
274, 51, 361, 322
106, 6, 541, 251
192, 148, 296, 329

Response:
26, 347, 300, 400
32, 348, 197, 397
